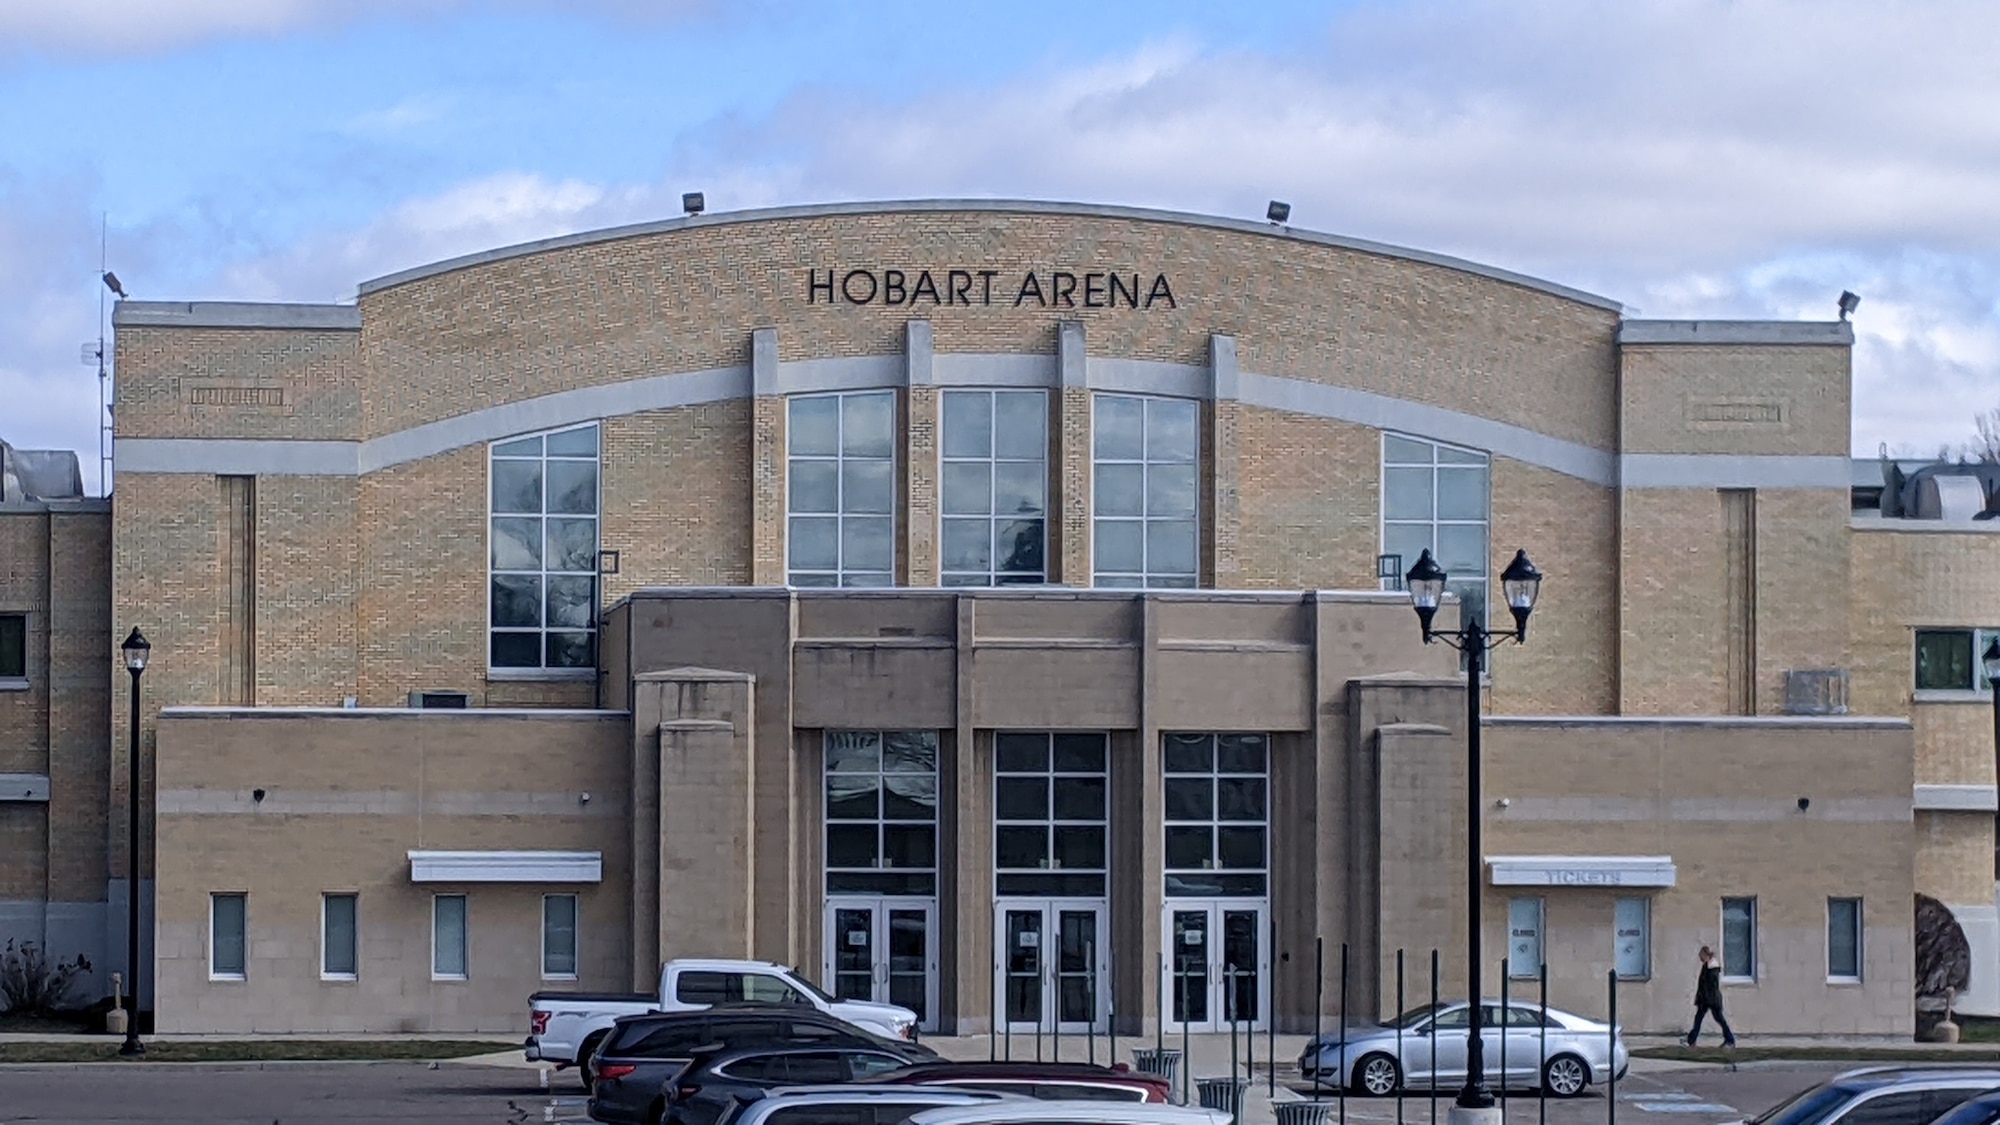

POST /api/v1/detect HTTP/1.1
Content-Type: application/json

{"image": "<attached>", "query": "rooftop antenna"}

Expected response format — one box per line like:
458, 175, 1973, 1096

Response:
80, 216, 115, 497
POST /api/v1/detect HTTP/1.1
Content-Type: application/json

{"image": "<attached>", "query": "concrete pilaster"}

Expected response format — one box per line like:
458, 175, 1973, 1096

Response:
1209, 335, 1241, 590
751, 328, 785, 585
905, 321, 939, 586
1055, 322, 1091, 586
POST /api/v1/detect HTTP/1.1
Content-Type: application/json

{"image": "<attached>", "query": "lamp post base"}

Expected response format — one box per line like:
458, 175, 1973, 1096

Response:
1447, 1105, 1503, 1125
117, 1035, 144, 1058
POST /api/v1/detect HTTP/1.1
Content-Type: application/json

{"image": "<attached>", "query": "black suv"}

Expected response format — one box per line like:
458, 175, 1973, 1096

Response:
586, 1006, 934, 1125
659, 1044, 922, 1125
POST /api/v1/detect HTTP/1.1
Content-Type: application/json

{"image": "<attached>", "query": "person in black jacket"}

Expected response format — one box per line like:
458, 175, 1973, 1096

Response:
1685, 946, 1737, 1047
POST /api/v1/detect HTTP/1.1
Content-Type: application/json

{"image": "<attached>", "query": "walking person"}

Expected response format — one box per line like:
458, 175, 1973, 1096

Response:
1686, 946, 1737, 1048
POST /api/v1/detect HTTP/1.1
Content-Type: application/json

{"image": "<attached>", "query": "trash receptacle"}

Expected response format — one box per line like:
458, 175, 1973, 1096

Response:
1131, 1047, 1183, 1090
1196, 1076, 1252, 1118
1273, 1101, 1336, 1125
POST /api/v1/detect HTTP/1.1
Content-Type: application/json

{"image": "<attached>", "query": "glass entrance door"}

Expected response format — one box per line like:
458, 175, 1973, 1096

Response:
995, 900, 1108, 1034
824, 898, 937, 1031
1163, 901, 1268, 1032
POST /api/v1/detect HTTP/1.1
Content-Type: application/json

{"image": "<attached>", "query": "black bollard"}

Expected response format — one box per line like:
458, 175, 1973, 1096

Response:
1396, 948, 1406, 1125
1500, 957, 1510, 1122
1338, 942, 1349, 1125
990, 955, 998, 1062
1538, 963, 1548, 1125
1268, 912, 1278, 1099
1608, 970, 1619, 1125
1429, 949, 1440, 1125
1314, 937, 1325, 1091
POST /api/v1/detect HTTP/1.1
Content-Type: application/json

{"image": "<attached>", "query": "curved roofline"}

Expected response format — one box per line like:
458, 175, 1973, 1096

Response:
356, 197, 1625, 312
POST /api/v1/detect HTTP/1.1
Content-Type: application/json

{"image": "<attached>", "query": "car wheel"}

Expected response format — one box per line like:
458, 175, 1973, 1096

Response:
1542, 1054, 1589, 1099
1353, 1052, 1402, 1097
576, 1030, 608, 1093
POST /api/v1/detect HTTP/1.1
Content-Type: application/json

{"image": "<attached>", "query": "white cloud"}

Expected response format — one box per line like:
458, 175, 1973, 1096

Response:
7, 0, 1999, 470
0, 0, 714, 56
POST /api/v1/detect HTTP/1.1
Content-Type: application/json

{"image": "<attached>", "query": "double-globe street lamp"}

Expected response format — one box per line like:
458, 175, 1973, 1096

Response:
1403, 547, 1543, 1121
119, 627, 151, 1058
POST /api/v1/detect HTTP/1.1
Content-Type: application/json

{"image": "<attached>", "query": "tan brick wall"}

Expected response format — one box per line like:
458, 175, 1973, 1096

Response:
1482, 718, 1914, 1035
341, 212, 1617, 450
153, 710, 631, 1034
355, 447, 487, 706
1915, 812, 1994, 906
1490, 460, 1618, 716
1618, 344, 1850, 457
256, 477, 359, 706
601, 403, 755, 599
1233, 407, 1377, 590
112, 325, 359, 441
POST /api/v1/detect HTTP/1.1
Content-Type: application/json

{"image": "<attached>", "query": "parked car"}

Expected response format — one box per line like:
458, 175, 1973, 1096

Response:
715, 1086, 1024, 1125
586, 1006, 938, 1125
656, 1044, 926, 1125
905, 1104, 1231, 1125
854, 1061, 1174, 1103
1729, 1067, 2000, 1125
527, 957, 920, 1088
1298, 999, 1628, 1098
1924, 1087, 2000, 1125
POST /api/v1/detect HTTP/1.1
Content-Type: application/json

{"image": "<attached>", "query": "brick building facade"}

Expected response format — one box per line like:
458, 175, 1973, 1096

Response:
3, 200, 1993, 1038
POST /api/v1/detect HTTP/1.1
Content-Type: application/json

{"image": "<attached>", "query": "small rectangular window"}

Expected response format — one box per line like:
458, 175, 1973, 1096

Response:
1915, 629, 1975, 691
322, 893, 357, 979
210, 893, 247, 980
1507, 896, 1543, 978
1721, 896, 1757, 981
542, 894, 578, 979
1829, 897, 1863, 981
0, 614, 24, 679
433, 894, 467, 980
1614, 897, 1651, 980
676, 970, 732, 1005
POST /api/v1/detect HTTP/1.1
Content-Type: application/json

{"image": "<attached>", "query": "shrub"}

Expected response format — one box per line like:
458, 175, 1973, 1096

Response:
0, 939, 92, 1017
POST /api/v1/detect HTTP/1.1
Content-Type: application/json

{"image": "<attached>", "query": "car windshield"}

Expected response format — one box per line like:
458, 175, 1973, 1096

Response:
1383, 1003, 1447, 1029
785, 969, 837, 1005
1748, 1085, 1859, 1125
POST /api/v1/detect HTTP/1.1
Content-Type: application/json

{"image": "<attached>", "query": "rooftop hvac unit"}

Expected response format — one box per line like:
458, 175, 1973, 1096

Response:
408, 691, 470, 710
1784, 669, 1849, 716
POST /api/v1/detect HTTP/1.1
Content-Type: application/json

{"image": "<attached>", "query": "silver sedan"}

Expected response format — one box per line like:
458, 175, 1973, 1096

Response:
1298, 1000, 1630, 1098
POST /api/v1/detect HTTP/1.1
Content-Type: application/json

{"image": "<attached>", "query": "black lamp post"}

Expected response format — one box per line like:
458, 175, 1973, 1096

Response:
1404, 548, 1542, 1116
1986, 638, 2000, 1003
119, 627, 150, 1058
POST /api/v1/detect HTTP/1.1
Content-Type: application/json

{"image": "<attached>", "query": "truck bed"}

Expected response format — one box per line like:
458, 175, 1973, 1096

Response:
528, 990, 656, 1005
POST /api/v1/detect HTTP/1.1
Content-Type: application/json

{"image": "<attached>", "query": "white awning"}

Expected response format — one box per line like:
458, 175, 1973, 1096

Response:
1487, 855, 1676, 888
407, 850, 603, 884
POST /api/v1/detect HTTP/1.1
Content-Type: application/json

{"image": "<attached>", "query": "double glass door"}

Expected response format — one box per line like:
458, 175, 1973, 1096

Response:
824, 898, 937, 1032
995, 900, 1108, 1034
1164, 900, 1268, 1032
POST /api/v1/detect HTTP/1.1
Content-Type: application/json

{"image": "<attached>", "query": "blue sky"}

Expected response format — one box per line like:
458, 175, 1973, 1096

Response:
5, 0, 1998, 493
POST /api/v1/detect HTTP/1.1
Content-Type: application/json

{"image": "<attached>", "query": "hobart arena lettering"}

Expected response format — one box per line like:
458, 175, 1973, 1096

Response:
807, 268, 1177, 310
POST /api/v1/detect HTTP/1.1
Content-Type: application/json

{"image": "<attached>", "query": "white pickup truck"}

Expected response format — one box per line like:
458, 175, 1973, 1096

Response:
525, 957, 919, 1085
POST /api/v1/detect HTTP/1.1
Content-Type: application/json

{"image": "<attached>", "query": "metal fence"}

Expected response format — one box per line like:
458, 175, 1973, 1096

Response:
982, 939, 1636, 1125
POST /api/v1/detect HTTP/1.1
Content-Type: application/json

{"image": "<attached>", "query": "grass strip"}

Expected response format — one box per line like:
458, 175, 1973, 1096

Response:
0, 1039, 513, 1064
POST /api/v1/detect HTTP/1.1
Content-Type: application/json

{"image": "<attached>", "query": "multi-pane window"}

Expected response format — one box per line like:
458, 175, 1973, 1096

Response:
941, 390, 1048, 586
1382, 434, 1490, 625
1914, 629, 2000, 691
1507, 897, 1544, 978
490, 424, 600, 671
210, 892, 247, 980
1092, 393, 1198, 588
1829, 897, 1863, 981
0, 614, 23, 679
433, 894, 468, 980
993, 732, 1109, 898
321, 893, 357, 980
788, 392, 896, 587
1162, 733, 1267, 897
825, 731, 938, 896
1615, 897, 1651, 980
1721, 896, 1756, 981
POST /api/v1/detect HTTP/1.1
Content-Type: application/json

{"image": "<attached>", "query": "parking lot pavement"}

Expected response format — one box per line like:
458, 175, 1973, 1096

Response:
0, 1057, 1852, 1125
0, 1061, 562, 1124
